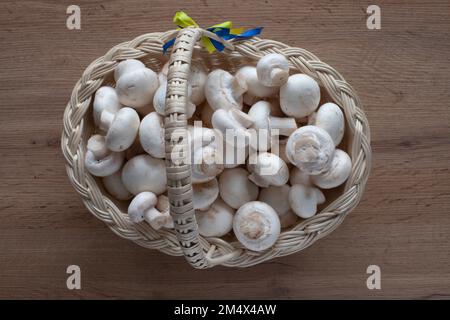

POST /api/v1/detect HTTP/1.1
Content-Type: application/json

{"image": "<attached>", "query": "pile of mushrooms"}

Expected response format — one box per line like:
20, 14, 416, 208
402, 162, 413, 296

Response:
85, 55, 352, 252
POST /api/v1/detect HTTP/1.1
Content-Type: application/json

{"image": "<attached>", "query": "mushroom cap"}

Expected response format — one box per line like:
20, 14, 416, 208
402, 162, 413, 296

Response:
84, 135, 124, 177
103, 107, 140, 152
285, 125, 335, 175
139, 112, 165, 158
233, 201, 281, 251
102, 169, 132, 201
219, 168, 259, 209
280, 74, 321, 118
196, 198, 234, 237
258, 184, 298, 228
256, 53, 290, 87
93, 86, 122, 126
122, 154, 167, 195
289, 167, 312, 187
289, 184, 325, 219
116, 68, 159, 109
308, 102, 345, 146
128, 191, 158, 223
193, 178, 219, 210
114, 59, 145, 82
248, 152, 289, 187
205, 69, 246, 111
235, 66, 278, 98
248, 101, 271, 131
311, 149, 352, 189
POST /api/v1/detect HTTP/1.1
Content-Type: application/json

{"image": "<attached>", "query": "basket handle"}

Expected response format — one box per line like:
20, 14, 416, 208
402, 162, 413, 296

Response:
163, 27, 207, 268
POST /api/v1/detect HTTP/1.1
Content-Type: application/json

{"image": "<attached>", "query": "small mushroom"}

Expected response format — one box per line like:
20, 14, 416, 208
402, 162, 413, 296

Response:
114, 59, 145, 82
289, 184, 325, 219
84, 135, 124, 177
248, 101, 297, 151
205, 69, 247, 111
233, 201, 281, 251
99, 107, 140, 152
115, 61, 159, 109
259, 185, 298, 228
195, 198, 234, 237
122, 154, 167, 195
102, 169, 132, 201
235, 66, 278, 98
308, 103, 345, 146
153, 82, 196, 118
247, 152, 289, 188
280, 74, 321, 118
311, 149, 352, 189
219, 168, 259, 209
128, 192, 173, 229
285, 125, 335, 175
93, 86, 122, 126
256, 53, 290, 87
212, 108, 254, 148
139, 112, 165, 159
193, 178, 219, 210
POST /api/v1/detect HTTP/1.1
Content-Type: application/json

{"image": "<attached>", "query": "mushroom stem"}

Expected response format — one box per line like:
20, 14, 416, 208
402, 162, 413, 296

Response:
269, 116, 297, 136
144, 207, 171, 230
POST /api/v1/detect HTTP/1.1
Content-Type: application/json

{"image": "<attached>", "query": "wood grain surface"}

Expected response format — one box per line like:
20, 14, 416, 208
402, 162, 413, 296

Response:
0, 0, 449, 299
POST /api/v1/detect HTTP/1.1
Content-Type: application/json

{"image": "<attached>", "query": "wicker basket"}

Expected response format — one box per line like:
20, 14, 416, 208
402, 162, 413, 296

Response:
61, 28, 371, 269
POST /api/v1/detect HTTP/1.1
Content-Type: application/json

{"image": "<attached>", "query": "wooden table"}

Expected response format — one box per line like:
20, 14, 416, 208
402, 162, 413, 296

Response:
0, 0, 449, 299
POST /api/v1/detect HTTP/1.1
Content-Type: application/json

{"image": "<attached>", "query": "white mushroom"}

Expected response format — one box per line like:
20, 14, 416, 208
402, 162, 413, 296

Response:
289, 184, 325, 219
153, 82, 196, 118
195, 198, 234, 237
193, 178, 219, 210
122, 154, 167, 195
256, 53, 290, 87
102, 169, 132, 201
308, 103, 345, 146
248, 101, 297, 151
212, 108, 254, 148
285, 125, 335, 175
115, 61, 159, 109
139, 112, 165, 158
205, 69, 247, 111
114, 59, 145, 82
311, 149, 352, 189
233, 201, 281, 251
84, 135, 124, 177
280, 74, 321, 118
247, 152, 289, 188
128, 192, 173, 229
93, 86, 122, 126
219, 168, 259, 209
99, 107, 140, 152
235, 66, 278, 98
259, 185, 298, 228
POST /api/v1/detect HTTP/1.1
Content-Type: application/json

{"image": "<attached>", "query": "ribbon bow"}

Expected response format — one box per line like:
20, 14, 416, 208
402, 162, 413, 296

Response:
163, 11, 263, 54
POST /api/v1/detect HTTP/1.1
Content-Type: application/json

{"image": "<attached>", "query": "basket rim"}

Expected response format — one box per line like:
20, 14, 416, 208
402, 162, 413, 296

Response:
61, 29, 372, 268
